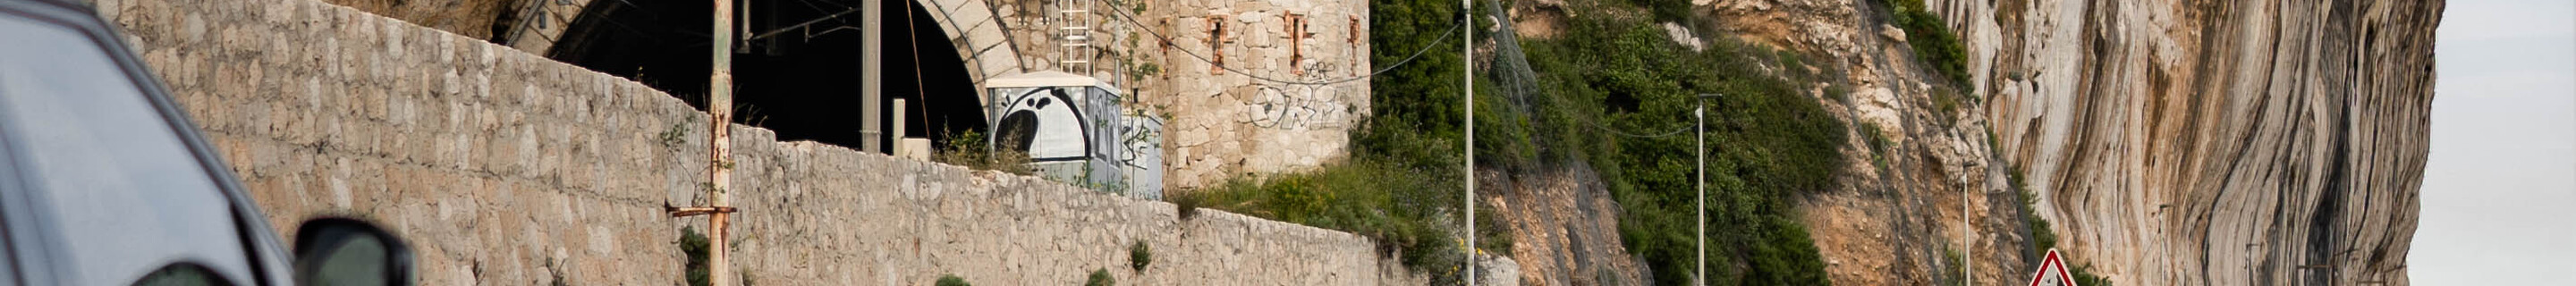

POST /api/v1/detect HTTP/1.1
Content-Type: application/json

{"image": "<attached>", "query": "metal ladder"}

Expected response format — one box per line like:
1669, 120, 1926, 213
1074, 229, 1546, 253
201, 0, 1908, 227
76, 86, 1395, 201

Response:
1055, 0, 1094, 77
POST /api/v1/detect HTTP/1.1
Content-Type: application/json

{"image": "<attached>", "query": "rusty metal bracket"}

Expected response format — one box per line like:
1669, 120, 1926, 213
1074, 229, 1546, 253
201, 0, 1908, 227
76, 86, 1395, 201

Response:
665, 203, 740, 217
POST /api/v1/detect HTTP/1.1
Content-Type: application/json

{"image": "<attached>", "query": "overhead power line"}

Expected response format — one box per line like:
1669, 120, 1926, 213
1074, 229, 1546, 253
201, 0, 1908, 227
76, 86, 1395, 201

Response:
1585, 116, 1692, 138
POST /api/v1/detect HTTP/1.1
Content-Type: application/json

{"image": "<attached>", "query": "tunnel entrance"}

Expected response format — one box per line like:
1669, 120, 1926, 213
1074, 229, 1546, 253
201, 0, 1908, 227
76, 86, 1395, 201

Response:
547, 0, 985, 152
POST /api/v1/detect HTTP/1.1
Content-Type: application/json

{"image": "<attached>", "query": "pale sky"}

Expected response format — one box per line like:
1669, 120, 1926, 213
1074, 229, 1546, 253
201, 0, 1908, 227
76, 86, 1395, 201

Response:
2411, 0, 2576, 283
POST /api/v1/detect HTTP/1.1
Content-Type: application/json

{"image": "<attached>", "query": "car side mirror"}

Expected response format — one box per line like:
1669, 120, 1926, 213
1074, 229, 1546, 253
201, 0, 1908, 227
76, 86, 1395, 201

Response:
292, 218, 416, 286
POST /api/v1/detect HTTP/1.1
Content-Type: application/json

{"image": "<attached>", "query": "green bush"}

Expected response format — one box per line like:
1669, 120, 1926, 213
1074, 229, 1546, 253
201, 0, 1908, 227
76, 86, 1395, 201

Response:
935, 274, 970, 286
1888, 0, 1973, 88
1741, 217, 1833, 285
677, 228, 762, 286
1184, 159, 1499, 282
1348, 0, 1849, 284
2073, 265, 2113, 286
1514, 10, 1846, 286
933, 130, 1031, 175
681, 227, 711, 286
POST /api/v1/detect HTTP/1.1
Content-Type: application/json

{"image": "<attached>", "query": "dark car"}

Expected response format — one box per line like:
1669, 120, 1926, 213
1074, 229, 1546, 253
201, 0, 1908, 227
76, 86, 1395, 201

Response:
0, 0, 416, 285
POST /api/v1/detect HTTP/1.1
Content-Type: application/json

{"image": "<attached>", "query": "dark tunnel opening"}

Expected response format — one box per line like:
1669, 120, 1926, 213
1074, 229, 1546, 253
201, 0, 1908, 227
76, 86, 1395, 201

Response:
547, 0, 984, 152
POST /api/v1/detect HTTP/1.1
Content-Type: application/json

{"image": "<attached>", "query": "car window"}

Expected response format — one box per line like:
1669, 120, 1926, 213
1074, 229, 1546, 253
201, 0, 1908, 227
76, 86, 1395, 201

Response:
0, 15, 257, 286
130, 264, 230, 286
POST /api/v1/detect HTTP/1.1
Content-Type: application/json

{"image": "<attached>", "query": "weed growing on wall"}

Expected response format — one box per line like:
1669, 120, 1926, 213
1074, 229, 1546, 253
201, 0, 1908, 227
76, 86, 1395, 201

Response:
1085, 269, 1114, 286
1129, 241, 1153, 272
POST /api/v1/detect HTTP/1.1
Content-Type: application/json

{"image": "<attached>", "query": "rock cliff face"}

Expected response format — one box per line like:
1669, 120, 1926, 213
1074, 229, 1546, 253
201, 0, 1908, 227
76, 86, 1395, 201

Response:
1487, 168, 1651, 286
1936, 0, 2439, 284
1686, 0, 2436, 285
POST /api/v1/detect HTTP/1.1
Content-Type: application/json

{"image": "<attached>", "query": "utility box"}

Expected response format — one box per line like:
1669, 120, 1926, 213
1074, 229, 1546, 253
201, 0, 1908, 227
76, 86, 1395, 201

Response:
1117, 114, 1164, 200
983, 72, 1159, 198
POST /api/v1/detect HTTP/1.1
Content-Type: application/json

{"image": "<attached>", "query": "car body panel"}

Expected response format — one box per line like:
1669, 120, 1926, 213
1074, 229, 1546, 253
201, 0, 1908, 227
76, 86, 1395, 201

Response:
0, 1, 298, 285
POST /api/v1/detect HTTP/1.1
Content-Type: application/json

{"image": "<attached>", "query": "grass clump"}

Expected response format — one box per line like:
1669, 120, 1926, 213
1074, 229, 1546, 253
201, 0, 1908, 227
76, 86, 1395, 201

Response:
933, 130, 1031, 175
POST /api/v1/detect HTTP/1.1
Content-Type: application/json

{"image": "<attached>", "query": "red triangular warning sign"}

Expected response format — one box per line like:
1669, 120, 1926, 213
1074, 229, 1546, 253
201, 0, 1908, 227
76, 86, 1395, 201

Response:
2027, 248, 2080, 286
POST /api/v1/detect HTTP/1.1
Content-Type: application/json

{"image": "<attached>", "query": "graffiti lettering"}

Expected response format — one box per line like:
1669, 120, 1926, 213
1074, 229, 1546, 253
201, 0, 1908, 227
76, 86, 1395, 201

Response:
1239, 84, 1353, 130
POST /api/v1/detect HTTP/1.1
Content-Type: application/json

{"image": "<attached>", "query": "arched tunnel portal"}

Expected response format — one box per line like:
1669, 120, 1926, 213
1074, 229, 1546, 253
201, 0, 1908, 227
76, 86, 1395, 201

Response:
544, 0, 1024, 152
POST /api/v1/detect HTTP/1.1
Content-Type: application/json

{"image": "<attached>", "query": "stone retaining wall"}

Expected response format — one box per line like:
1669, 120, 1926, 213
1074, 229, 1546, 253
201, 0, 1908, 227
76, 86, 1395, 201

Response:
95, 0, 1426, 284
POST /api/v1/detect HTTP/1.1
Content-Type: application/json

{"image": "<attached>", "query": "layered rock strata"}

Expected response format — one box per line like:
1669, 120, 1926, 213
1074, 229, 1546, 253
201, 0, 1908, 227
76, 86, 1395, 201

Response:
1939, 0, 2439, 284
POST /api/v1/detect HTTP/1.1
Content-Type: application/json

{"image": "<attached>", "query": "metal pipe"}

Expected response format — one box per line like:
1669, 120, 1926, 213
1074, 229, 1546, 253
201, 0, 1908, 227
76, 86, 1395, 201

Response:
708, 0, 736, 284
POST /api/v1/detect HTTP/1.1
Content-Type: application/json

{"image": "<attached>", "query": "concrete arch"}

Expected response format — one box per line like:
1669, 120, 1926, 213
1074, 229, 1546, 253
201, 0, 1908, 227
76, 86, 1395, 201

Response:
485, 0, 1026, 106
910, 0, 1025, 105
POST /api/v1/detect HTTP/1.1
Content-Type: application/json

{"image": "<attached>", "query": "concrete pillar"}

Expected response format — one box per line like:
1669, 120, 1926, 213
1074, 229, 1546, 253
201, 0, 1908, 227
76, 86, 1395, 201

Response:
861, 0, 886, 153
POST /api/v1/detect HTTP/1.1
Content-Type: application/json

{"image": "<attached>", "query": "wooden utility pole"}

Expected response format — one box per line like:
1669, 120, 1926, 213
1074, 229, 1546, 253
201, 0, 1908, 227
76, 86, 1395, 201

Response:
666, 1, 741, 286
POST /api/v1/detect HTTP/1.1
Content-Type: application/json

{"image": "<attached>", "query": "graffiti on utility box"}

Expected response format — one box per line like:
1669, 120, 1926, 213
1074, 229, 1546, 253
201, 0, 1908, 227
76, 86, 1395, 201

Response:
982, 72, 1159, 198
992, 87, 1098, 162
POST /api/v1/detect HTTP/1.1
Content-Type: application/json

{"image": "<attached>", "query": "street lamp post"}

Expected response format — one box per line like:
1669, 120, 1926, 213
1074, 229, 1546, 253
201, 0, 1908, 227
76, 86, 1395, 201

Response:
1695, 93, 1718, 286
1462, 2, 1478, 285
